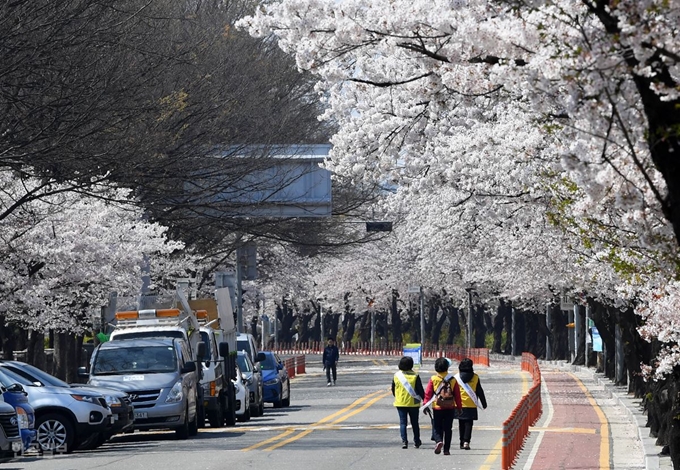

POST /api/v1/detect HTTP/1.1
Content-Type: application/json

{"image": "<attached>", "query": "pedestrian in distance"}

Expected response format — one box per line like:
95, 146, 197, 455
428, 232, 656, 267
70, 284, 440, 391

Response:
322, 337, 339, 386
455, 357, 487, 450
391, 356, 424, 449
422, 357, 462, 455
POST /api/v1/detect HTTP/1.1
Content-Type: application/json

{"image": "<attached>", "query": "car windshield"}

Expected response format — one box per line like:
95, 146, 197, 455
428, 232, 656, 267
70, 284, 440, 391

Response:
0, 366, 35, 386
237, 340, 251, 358
260, 354, 279, 371
236, 354, 251, 373
5, 363, 69, 388
92, 346, 177, 375
0, 368, 22, 389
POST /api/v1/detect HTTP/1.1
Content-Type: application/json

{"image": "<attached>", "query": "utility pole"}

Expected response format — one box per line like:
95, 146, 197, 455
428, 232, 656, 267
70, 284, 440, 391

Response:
465, 288, 474, 350
419, 287, 425, 350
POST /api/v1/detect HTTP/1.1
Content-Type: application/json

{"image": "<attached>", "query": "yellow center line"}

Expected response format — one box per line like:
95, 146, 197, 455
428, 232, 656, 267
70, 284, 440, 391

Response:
570, 372, 610, 469
242, 389, 385, 452
265, 391, 390, 450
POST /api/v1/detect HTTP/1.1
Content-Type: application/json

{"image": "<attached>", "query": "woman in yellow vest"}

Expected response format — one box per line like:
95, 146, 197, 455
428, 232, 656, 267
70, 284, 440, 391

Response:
391, 356, 425, 449
455, 357, 488, 450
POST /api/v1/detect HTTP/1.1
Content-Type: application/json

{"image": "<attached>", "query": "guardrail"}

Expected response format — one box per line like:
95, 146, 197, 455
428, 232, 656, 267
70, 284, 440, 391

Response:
270, 342, 489, 366
501, 352, 542, 469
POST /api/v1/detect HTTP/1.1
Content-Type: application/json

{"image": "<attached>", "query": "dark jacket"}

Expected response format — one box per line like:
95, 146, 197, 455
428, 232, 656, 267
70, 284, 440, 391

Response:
322, 345, 339, 365
457, 370, 487, 420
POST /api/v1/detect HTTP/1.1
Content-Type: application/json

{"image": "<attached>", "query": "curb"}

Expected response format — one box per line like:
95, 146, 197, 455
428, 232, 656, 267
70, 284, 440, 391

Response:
591, 372, 672, 470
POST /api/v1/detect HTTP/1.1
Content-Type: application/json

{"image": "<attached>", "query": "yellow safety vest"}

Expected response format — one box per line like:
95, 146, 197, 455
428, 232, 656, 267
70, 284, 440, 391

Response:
393, 371, 421, 407
459, 374, 480, 408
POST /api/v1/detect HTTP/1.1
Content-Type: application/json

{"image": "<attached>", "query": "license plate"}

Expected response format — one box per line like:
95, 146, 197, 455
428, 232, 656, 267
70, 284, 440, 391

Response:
134, 411, 148, 419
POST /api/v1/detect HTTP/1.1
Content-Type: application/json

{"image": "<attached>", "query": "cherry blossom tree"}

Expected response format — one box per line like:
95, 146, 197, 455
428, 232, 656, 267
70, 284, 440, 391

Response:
238, 0, 679, 373
0, 172, 185, 334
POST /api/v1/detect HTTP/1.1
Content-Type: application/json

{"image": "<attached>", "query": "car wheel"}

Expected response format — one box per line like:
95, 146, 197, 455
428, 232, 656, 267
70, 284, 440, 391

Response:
188, 404, 199, 437
36, 413, 75, 453
225, 393, 236, 427
207, 400, 224, 428
175, 407, 190, 440
237, 404, 250, 422
77, 432, 107, 451
273, 384, 283, 408
282, 383, 291, 407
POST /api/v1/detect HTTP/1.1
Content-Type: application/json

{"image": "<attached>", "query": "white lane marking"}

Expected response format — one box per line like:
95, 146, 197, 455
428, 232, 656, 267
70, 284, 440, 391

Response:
522, 379, 554, 469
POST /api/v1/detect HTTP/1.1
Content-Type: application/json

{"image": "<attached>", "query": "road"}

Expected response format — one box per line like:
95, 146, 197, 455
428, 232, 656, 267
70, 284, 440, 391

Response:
8, 356, 645, 470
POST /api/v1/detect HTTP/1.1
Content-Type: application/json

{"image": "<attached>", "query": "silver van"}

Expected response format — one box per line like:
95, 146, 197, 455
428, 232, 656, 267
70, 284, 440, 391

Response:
82, 337, 199, 439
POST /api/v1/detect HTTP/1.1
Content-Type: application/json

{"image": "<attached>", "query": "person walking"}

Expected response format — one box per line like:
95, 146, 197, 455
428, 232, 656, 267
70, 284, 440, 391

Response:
455, 357, 487, 450
322, 337, 339, 386
422, 357, 462, 455
391, 356, 424, 449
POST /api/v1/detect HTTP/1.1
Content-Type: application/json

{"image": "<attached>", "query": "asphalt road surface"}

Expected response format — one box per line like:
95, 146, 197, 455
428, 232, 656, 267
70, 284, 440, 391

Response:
9, 356, 530, 470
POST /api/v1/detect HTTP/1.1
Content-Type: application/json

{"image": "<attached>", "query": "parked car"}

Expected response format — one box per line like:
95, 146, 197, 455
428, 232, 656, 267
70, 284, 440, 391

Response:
0, 401, 22, 463
0, 365, 112, 453
260, 352, 290, 408
0, 360, 133, 450
0, 369, 35, 452
81, 337, 199, 439
236, 351, 263, 417
233, 364, 250, 422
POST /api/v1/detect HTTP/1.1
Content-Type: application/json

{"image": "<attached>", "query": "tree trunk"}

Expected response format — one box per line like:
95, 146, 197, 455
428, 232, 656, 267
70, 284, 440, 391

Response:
390, 290, 402, 343
473, 305, 486, 348
492, 300, 506, 353
444, 306, 460, 345
27, 330, 46, 369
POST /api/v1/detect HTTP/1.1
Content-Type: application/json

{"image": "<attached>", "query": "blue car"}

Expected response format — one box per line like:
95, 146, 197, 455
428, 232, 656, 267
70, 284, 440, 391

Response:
0, 369, 35, 452
260, 352, 290, 408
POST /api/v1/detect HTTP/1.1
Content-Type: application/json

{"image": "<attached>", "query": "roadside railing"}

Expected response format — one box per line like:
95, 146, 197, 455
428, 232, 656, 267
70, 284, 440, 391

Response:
501, 352, 542, 469
269, 342, 489, 366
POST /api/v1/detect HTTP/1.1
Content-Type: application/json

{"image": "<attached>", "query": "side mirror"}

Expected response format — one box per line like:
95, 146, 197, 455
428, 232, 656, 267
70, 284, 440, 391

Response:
255, 352, 266, 363
77, 366, 90, 379
181, 362, 197, 374
7, 383, 24, 394
277, 362, 283, 371
218, 342, 230, 359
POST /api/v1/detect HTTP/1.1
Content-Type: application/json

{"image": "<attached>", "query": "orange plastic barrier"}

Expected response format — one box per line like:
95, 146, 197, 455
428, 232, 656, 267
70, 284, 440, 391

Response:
295, 355, 305, 374
501, 353, 542, 469
284, 358, 296, 379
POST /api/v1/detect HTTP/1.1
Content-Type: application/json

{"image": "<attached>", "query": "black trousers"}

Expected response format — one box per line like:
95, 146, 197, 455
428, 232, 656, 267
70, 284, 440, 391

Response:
458, 419, 474, 444
325, 362, 337, 382
431, 408, 456, 452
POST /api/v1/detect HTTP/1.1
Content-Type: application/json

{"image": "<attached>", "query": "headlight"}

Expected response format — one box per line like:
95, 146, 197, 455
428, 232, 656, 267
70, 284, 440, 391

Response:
166, 381, 183, 403
72, 394, 105, 407
16, 408, 29, 430
104, 395, 122, 407
201, 382, 211, 394
264, 378, 280, 386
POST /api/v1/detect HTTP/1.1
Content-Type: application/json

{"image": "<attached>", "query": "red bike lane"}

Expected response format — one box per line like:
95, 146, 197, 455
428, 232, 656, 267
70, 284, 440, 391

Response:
529, 371, 609, 469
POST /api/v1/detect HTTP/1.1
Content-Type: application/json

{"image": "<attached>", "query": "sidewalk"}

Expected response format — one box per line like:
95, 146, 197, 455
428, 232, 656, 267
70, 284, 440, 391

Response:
520, 361, 672, 470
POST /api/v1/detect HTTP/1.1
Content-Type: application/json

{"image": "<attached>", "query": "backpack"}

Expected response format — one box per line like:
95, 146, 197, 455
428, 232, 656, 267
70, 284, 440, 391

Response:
435, 378, 455, 407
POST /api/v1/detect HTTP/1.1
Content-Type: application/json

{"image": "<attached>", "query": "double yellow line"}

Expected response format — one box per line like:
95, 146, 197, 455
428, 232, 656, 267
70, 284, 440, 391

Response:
243, 389, 390, 452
